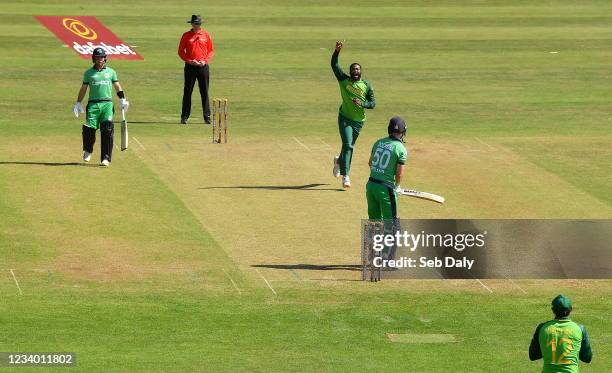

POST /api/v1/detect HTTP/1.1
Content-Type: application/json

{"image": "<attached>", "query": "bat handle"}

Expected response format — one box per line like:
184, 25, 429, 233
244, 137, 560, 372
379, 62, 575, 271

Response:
121, 108, 126, 121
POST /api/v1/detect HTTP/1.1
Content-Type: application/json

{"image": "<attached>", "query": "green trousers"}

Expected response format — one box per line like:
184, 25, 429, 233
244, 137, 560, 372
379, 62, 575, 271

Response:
337, 114, 364, 176
367, 180, 399, 259
366, 180, 397, 219
86, 101, 114, 129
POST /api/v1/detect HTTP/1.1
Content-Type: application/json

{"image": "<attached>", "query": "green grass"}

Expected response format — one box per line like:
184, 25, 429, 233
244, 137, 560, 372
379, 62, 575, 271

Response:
0, 1, 610, 371
2, 285, 611, 372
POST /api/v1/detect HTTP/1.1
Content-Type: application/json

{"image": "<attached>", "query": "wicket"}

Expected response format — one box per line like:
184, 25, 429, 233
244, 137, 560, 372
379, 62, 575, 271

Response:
362, 221, 383, 282
212, 98, 229, 143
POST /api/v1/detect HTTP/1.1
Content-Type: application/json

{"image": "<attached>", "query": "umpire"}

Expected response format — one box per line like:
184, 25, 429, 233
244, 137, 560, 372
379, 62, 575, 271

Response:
178, 14, 215, 125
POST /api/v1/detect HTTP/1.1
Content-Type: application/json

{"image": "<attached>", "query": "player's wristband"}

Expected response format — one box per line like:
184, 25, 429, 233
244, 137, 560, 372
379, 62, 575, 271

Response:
117, 91, 125, 99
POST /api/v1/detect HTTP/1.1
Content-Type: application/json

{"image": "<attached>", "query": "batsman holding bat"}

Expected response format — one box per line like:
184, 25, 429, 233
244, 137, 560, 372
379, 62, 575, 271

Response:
331, 40, 375, 188
73, 47, 129, 167
366, 117, 407, 220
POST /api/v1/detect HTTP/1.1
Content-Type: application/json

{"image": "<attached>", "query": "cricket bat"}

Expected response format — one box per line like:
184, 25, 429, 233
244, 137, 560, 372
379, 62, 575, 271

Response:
120, 108, 128, 151
399, 188, 445, 204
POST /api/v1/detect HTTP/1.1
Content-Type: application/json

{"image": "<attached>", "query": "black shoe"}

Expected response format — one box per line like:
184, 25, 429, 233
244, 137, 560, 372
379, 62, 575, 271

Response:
180, 117, 188, 124
204, 117, 211, 125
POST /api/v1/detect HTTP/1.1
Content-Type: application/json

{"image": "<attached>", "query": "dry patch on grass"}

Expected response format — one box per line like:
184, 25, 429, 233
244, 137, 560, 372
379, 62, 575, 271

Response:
8, 135, 605, 288
134, 135, 610, 286
1, 139, 229, 284
49, 237, 214, 283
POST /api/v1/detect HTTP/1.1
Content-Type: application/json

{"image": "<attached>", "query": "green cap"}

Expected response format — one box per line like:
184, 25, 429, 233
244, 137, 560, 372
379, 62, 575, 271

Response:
551, 294, 572, 312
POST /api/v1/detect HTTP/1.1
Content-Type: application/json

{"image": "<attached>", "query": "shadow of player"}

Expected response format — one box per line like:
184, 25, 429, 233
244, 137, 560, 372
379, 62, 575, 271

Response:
200, 183, 344, 191
252, 264, 362, 271
0, 161, 97, 167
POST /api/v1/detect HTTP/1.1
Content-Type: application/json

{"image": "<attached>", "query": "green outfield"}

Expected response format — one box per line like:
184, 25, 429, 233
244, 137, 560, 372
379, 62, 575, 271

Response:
1, 0, 611, 371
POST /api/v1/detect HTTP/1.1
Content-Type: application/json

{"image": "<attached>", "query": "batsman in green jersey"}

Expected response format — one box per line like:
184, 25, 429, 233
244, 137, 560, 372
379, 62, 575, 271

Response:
529, 295, 593, 373
331, 40, 375, 188
73, 47, 129, 166
366, 117, 407, 220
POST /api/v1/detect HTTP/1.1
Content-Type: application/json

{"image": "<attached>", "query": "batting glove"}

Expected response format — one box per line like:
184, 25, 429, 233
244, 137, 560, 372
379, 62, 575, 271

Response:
73, 102, 84, 118
120, 98, 130, 112
395, 185, 402, 194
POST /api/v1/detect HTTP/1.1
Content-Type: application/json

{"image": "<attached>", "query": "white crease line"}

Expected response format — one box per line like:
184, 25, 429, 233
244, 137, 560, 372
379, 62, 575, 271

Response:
476, 138, 495, 150
431, 270, 444, 279
318, 138, 333, 149
474, 278, 493, 293
10, 269, 23, 295
133, 137, 146, 150
507, 278, 527, 294
467, 271, 493, 293
292, 137, 311, 152
255, 269, 277, 295
222, 269, 242, 295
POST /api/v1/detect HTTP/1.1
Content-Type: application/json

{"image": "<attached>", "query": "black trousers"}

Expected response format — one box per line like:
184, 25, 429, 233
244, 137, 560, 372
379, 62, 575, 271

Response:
181, 63, 210, 120
83, 122, 113, 162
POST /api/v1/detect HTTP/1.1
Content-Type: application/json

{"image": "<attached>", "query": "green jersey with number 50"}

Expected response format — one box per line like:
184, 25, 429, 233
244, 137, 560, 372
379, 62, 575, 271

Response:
369, 137, 407, 185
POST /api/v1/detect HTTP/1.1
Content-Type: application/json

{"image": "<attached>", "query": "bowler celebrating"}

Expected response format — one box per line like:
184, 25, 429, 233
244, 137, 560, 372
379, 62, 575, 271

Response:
331, 40, 375, 188
73, 47, 129, 166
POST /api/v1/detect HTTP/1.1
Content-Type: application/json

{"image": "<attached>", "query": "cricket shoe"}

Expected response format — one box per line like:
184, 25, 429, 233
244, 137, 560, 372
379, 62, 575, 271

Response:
83, 151, 92, 162
333, 156, 340, 178
180, 117, 188, 125
342, 175, 351, 188
101, 157, 110, 167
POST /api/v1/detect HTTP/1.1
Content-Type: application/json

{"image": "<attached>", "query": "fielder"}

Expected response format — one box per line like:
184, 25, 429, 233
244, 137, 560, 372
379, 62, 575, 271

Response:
73, 47, 129, 166
529, 295, 593, 373
331, 40, 375, 188
366, 117, 407, 220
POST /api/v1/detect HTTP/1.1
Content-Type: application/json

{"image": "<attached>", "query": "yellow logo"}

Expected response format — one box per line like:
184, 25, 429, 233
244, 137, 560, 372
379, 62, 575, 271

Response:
346, 83, 365, 97
62, 18, 97, 40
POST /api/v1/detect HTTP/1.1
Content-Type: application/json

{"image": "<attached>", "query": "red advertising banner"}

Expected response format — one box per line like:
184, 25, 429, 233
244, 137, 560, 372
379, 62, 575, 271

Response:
35, 16, 143, 60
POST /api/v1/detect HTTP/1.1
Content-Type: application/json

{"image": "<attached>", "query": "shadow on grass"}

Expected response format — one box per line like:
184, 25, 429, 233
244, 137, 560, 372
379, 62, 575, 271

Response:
253, 264, 361, 271
128, 121, 183, 125
200, 183, 344, 191
0, 161, 97, 167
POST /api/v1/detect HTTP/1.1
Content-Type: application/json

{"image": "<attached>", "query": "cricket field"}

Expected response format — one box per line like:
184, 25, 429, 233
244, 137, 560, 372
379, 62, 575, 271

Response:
0, 1, 610, 371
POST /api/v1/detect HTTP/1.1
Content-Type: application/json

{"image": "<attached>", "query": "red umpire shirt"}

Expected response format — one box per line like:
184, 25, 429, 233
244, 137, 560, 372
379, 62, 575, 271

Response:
178, 29, 215, 63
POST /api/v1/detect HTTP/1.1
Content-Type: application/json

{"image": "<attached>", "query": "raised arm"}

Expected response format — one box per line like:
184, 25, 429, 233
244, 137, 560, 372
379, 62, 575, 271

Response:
331, 41, 349, 81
